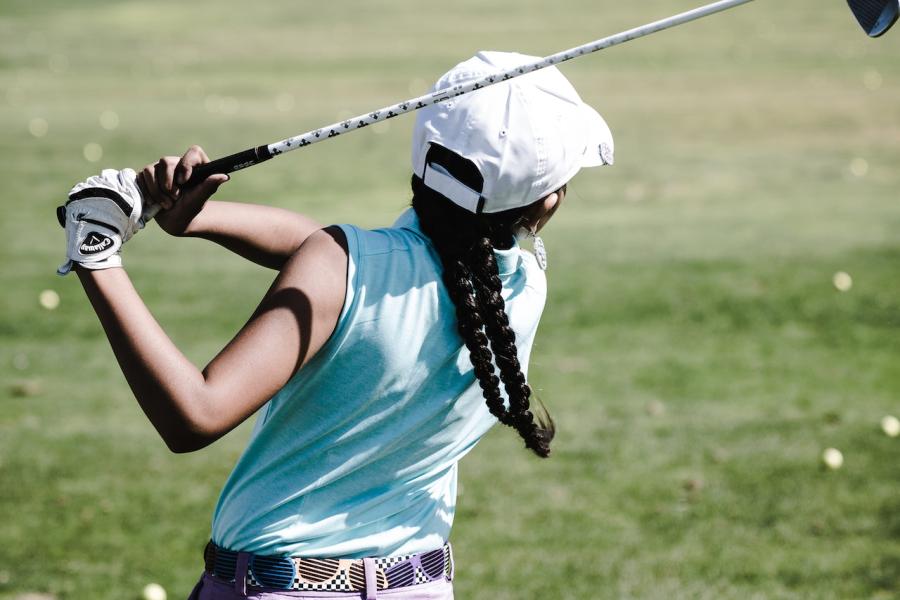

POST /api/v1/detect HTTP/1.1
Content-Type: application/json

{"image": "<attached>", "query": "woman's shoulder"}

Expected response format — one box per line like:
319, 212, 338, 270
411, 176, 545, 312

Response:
337, 211, 429, 259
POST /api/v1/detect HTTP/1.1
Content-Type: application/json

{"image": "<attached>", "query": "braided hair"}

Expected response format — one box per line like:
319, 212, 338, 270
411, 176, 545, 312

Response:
411, 174, 556, 458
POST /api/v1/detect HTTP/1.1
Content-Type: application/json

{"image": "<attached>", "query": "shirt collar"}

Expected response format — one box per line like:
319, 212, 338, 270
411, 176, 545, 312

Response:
394, 208, 521, 276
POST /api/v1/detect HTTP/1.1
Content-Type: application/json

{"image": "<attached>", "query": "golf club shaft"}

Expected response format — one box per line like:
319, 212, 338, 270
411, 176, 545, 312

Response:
145, 0, 756, 219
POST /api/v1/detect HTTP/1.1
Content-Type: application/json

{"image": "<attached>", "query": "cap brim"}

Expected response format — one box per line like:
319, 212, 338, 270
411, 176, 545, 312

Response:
579, 103, 615, 168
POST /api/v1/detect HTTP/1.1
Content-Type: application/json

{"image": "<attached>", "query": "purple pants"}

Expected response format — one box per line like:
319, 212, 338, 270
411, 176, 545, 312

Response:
187, 567, 454, 600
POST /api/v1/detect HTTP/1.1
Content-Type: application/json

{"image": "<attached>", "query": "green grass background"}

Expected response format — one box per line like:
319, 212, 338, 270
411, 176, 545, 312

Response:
2, 0, 899, 598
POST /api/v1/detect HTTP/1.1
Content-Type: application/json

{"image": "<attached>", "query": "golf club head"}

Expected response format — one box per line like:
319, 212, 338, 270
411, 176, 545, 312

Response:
847, 0, 899, 37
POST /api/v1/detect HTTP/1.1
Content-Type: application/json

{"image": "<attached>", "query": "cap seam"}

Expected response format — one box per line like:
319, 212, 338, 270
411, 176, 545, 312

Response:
512, 83, 547, 207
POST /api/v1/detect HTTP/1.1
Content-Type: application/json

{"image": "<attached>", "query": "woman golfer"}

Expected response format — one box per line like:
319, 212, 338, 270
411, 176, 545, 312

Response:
58, 51, 613, 599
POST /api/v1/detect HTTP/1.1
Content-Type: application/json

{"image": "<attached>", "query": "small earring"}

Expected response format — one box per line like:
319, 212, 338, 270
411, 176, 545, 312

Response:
530, 229, 548, 271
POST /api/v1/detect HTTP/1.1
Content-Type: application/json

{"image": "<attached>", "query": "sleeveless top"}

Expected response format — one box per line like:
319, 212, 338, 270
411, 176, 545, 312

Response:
209, 209, 547, 557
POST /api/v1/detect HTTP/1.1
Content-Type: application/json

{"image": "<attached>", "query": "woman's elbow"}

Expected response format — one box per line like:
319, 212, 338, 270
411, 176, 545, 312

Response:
164, 432, 212, 454
144, 387, 238, 453
157, 412, 221, 454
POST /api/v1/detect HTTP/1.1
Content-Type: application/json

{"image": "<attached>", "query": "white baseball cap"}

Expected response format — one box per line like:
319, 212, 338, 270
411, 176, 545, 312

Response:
412, 51, 614, 214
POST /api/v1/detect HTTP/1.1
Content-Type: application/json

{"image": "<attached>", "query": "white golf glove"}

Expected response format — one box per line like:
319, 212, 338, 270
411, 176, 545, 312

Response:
56, 168, 146, 275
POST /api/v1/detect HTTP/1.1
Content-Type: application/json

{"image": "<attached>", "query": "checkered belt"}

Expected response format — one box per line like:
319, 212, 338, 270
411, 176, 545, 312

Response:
204, 540, 453, 593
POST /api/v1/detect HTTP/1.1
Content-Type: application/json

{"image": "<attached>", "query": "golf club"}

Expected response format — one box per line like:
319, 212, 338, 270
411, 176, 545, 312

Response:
141, 0, 897, 220
848, 0, 900, 36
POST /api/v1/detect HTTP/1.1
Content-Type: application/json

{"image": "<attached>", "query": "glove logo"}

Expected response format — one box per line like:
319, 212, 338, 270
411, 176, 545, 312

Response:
79, 232, 113, 255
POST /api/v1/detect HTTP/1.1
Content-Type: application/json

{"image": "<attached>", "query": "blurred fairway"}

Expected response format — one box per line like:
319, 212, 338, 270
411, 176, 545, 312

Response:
2, 0, 899, 598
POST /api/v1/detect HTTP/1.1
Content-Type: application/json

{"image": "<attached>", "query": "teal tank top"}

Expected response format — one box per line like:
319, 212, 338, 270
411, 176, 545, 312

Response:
210, 209, 547, 558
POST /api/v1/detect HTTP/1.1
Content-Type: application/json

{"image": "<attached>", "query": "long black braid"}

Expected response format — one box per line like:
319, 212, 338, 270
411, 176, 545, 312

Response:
411, 175, 556, 457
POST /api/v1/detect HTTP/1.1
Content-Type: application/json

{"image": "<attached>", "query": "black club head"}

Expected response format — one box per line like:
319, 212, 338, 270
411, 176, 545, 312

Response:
847, 0, 899, 36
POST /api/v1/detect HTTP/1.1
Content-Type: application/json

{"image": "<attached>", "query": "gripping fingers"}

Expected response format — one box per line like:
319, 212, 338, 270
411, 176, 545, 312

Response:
175, 145, 210, 187
138, 167, 172, 210
154, 157, 180, 203
135, 171, 163, 224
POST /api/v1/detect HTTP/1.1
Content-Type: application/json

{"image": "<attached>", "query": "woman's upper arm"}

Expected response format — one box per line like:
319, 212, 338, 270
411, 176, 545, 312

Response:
183, 201, 326, 269
193, 225, 349, 442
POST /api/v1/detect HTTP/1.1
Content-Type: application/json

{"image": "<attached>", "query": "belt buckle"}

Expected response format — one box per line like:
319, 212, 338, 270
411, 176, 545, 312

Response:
249, 554, 298, 589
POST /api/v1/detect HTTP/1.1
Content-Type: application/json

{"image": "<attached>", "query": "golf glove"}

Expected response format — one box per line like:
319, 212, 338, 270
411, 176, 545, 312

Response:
56, 168, 146, 275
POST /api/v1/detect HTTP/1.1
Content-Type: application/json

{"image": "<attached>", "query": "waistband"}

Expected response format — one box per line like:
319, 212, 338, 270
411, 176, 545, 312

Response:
204, 541, 454, 594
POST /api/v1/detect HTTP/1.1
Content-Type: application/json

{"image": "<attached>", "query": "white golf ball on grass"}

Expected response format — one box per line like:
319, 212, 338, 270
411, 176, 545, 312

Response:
832, 271, 853, 292
881, 415, 900, 438
141, 582, 167, 600
822, 447, 844, 470
39, 289, 60, 310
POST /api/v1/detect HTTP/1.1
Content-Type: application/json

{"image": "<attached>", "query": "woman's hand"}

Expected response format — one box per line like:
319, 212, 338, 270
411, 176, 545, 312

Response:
138, 145, 229, 237
136, 144, 323, 269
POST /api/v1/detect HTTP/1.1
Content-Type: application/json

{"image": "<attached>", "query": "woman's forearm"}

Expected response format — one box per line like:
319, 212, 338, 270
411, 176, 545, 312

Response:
77, 267, 214, 451
181, 201, 322, 269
